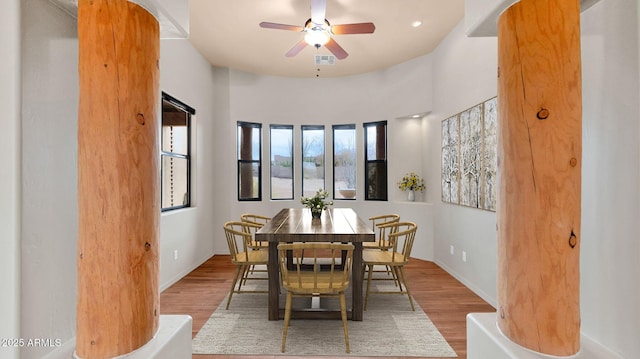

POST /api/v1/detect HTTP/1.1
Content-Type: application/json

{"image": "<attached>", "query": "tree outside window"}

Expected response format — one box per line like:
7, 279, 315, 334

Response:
333, 125, 356, 199
301, 125, 325, 197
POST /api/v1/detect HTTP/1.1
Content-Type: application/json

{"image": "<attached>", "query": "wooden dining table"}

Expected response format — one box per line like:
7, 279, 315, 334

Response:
256, 207, 375, 321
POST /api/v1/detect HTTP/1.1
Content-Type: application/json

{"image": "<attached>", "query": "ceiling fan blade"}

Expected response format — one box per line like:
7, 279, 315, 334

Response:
285, 39, 308, 57
324, 38, 348, 60
331, 22, 376, 35
259, 22, 304, 32
310, 0, 327, 25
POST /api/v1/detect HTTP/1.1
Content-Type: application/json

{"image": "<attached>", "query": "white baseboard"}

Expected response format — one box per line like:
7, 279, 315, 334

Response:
160, 252, 213, 292
434, 259, 497, 308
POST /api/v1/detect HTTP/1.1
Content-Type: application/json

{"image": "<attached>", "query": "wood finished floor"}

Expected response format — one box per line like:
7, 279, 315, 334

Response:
160, 255, 495, 359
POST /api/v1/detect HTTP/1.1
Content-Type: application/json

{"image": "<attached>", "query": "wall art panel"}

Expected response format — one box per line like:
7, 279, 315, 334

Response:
441, 115, 460, 204
482, 97, 498, 211
460, 104, 483, 208
441, 96, 497, 211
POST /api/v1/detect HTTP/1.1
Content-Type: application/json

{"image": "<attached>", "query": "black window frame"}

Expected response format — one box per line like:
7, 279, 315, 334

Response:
363, 121, 388, 201
301, 125, 326, 197
160, 92, 195, 212
332, 124, 357, 200
269, 124, 294, 200
237, 121, 262, 201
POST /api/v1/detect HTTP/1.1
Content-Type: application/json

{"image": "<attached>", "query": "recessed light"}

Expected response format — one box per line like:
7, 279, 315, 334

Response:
395, 112, 430, 120
411, 20, 423, 28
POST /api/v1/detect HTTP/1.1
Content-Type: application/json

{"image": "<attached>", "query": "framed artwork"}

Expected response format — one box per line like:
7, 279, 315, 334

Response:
441, 115, 460, 204
460, 104, 483, 208
441, 97, 497, 211
482, 97, 498, 211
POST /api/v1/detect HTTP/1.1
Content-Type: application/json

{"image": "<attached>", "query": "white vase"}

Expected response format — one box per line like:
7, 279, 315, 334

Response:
407, 190, 415, 202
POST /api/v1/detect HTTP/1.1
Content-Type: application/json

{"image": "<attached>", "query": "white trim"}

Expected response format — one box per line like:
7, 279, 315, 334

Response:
435, 259, 497, 308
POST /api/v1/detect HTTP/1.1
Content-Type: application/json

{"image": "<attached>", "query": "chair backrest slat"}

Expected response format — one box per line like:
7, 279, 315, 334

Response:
384, 222, 417, 263
240, 213, 271, 227
223, 221, 263, 262
368, 214, 400, 248
278, 242, 354, 294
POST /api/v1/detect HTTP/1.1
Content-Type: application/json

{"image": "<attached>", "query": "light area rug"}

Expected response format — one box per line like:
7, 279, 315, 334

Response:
192, 276, 457, 357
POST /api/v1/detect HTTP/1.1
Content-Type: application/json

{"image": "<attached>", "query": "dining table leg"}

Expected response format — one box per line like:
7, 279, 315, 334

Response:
268, 241, 279, 320
352, 242, 363, 321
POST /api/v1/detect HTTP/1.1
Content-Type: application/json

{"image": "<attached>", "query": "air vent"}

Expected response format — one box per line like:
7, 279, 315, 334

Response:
315, 55, 336, 66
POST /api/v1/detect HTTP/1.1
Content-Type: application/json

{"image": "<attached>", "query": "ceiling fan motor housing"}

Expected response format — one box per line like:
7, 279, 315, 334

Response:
258, 0, 375, 60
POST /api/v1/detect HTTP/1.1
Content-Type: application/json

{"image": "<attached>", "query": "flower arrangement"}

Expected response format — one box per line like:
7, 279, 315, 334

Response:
398, 172, 425, 192
301, 189, 333, 218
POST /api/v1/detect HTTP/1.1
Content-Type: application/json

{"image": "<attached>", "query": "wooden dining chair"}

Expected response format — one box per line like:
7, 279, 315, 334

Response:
362, 221, 417, 311
240, 213, 271, 226
278, 242, 354, 353
223, 221, 268, 309
240, 213, 271, 250
363, 214, 400, 250
363, 214, 401, 284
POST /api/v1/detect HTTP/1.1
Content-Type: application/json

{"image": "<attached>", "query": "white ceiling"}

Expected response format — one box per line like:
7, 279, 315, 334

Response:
188, 0, 465, 78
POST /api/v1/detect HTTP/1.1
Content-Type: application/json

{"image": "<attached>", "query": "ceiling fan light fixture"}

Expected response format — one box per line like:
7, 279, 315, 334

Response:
304, 29, 330, 47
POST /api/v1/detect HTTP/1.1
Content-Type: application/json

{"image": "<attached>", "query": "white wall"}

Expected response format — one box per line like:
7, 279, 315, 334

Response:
429, 21, 499, 306
580, 0, 640, 356
158, 39, 218, 290
20, 0, 78, 358
465, 0, 517, 36
212, 55, 438, 260
437, 0, 640, 357
1, 1, 21, 358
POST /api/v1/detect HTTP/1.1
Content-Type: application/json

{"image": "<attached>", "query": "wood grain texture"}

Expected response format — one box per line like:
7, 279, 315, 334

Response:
160, 255, 495, 359
257, 208, 374, 321
258, 208, 374, 242
497, 0, 582, 355
77, 0, 160, 357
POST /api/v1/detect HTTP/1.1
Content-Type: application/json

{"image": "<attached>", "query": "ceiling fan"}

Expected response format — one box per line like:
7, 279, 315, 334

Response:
259, 0, 375, 60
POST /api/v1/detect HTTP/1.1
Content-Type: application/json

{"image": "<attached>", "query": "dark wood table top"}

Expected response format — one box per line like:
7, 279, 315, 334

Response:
257, 207, 375, 242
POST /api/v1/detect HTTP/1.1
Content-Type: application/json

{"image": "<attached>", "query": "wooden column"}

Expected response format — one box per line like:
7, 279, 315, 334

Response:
77, 1, 160, 358
496, 0, 582, 356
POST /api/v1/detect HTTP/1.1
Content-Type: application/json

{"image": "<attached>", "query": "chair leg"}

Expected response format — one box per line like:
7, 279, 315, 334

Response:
339, 292, 350, 353
398, 266, 415, 311
226, 265, 243, 310
388, 265, 400, 286
364, 264, 374, 310
238, 265, 251, 289
242, 265, 252, 285
281, 291, 293, 353
392, 266, 404, 292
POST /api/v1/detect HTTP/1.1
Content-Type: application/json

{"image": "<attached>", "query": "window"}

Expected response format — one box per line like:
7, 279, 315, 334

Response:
237, 122, 262, 201
364, 121, 388, 200
301, 125, 325, 197
161, 93, 194, 211
270, 125, 294, 200
333, 125, 356, 199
